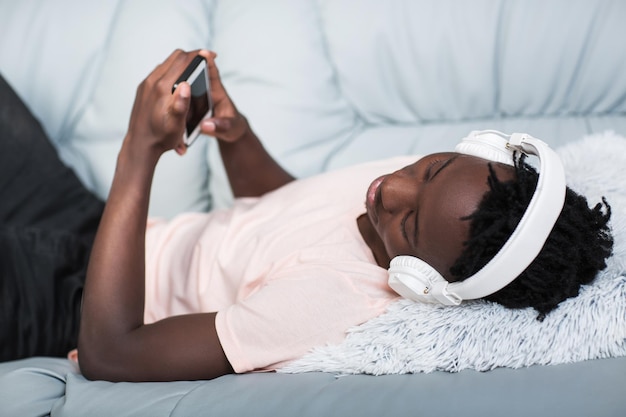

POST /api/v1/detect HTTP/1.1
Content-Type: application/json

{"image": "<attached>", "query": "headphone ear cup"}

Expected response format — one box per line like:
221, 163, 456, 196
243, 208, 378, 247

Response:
390, 255, 435, 275
455, 131, 515, 166
388, 256, 446, 302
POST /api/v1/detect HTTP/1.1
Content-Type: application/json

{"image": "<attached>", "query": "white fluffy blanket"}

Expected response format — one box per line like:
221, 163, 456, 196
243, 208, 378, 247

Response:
280, 131, 626, 375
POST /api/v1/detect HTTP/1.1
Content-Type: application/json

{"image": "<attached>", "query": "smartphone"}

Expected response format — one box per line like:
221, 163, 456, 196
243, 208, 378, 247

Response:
172, 55, 213, 147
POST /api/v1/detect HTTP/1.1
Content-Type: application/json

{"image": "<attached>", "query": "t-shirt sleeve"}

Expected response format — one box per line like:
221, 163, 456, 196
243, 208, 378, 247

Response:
214, 263, 393, 373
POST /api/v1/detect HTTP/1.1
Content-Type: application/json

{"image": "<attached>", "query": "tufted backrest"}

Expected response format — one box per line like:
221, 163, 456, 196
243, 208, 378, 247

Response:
319, 1, 626, 123
2, 0, 625, 214
211, 0, 626, 206
0, 0, 215, 217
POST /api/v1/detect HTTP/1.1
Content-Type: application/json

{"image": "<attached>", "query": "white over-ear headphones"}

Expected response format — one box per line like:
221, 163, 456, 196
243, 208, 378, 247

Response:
387, 130, 567, 305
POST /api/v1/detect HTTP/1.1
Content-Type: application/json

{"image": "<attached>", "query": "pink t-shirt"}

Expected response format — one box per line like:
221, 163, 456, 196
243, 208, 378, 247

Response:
144, 156, 417, 373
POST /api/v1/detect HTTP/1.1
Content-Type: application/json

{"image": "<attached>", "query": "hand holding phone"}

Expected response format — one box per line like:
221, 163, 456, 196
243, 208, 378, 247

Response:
172, 55, 213, 147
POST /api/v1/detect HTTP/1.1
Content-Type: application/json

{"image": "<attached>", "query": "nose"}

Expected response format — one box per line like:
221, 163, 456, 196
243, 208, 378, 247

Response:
379, 171, 419, 213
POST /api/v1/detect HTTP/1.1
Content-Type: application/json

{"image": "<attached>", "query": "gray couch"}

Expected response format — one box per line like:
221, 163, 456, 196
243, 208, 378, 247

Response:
2, 356, 626, 416
1, 0, 625, 415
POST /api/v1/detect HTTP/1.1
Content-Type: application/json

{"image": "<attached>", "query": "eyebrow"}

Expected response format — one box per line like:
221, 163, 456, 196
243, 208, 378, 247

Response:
426, 155, 459, 181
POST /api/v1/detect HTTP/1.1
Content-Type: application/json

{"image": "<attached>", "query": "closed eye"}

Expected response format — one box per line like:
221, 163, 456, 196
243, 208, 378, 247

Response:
423, 158, 443, 181
424, 156, 459, 181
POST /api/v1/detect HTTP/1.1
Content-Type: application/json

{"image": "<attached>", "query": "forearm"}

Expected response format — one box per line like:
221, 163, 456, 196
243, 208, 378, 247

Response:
218, 121, 294, 198
78, 141, 157, 363
199, 54, 295, 197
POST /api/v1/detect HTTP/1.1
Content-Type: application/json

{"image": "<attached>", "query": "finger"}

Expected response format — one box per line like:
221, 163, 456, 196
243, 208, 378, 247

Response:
200, 120, 216, 136
171, 81, 191, 115
197, 49, 216, 60
204, 53, 228, 101
169, 82, 191, 148
152, 50, 201, 97
67, 349, 79, 363
175, 142, 188, 156
149, 49, 188, 85
200, 117, 245, 143
200, 118, 230, 135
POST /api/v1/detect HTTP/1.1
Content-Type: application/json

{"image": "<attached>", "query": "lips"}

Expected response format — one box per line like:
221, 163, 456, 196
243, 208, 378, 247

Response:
366, 175, 386, 224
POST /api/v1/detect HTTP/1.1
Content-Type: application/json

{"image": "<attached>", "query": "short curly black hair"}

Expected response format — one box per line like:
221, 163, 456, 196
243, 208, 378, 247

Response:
449, 156, 614, 320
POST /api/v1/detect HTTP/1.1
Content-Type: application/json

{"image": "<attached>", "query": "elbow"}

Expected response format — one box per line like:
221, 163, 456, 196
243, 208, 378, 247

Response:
77, 351, 107, 382
77, 330, 130, 382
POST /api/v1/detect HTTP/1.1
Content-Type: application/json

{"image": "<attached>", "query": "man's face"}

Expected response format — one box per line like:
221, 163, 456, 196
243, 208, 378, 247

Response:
364, 152, 515, 281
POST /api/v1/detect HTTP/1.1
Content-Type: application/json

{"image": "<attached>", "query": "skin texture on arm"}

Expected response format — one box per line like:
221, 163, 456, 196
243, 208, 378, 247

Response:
78, 50, 234, 382
199, 54, 294, 197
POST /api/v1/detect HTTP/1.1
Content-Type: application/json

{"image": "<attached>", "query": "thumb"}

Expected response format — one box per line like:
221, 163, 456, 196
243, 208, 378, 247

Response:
171, 81, 191, 117
200, 117, 244, 142
170, 82, 191, 155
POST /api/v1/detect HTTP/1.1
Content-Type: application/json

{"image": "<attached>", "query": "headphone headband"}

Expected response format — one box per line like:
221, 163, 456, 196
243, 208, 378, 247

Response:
388, 130, 567, 305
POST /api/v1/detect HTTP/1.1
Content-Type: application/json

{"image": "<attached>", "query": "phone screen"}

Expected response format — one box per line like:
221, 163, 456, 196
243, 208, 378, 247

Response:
173, 55, 213, 146
186, 67, 211, 137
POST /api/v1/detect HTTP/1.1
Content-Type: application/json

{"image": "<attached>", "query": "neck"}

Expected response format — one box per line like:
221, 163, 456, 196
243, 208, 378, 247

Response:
357, 213, 391, 269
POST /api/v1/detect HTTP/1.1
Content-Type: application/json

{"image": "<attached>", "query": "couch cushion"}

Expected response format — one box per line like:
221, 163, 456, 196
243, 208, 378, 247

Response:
69, 0, 216, 217
209, 0, 626, 207
0, 0, 217, 217
318, 0, 500, 123
318, 0, 626, 123
2, 356, 625, 417
209, 0, 358, 207
0, 0, 119, 145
